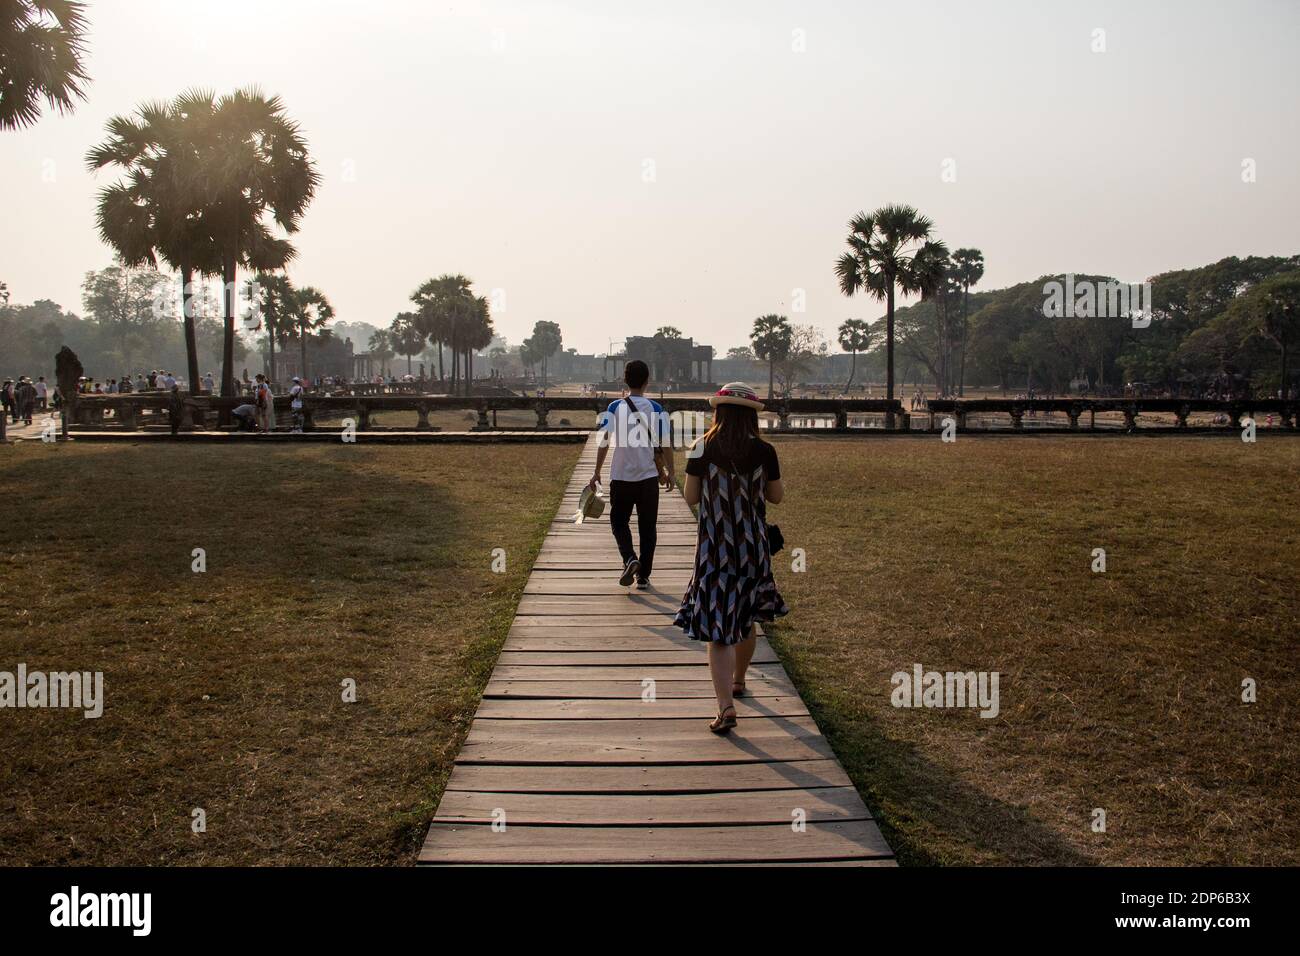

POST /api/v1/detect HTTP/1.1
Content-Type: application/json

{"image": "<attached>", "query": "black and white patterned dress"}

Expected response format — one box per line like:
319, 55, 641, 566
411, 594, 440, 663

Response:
674, 437, 789, 645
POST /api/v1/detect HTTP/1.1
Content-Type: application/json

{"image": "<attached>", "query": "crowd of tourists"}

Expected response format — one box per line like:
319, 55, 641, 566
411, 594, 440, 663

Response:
2, 376, 52, 424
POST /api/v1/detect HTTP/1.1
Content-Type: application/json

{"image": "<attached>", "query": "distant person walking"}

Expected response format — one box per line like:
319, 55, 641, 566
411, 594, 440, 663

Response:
2, 379, 14, 423
675, 383, 788, 734
588, 360, 674, 590
35, 376, 48, 410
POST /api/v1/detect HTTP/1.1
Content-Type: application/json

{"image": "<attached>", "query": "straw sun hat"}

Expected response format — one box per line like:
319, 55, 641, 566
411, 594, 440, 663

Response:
709, 382, 765, 410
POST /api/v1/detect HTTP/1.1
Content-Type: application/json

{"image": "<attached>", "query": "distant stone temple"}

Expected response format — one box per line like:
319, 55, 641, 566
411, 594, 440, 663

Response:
271, 336, 377, 381
604, 335, 714, 385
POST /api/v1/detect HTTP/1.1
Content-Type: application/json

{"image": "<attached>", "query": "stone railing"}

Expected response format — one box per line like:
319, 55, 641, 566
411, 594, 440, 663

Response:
65, 392, 1300, 435
67, 393, 910, 432
924, 397, 1298, 432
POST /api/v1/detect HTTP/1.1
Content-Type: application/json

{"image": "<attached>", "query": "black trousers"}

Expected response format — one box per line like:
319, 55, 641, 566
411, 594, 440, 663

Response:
609, 477, 660, 579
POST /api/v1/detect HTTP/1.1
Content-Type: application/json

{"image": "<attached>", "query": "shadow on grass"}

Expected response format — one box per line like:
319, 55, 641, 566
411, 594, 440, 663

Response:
0, 441, 576, 865
765, 628, 1098, 867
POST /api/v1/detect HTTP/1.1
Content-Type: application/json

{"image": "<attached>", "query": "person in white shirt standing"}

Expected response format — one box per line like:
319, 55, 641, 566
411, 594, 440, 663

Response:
35, 376, 48, 410
289, 376, 306, 432
588, 360, 674, 590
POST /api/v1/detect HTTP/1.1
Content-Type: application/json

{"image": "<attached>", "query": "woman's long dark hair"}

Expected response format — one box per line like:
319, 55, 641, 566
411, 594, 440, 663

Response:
699, 403, 764, 470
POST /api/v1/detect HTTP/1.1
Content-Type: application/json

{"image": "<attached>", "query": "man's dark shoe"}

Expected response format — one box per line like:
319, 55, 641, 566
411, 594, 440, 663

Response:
635, 578, 650, 590
619, 558, 640, 587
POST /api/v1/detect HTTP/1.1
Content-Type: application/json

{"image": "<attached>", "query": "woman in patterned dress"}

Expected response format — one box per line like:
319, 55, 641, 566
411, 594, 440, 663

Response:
674, 383, 788, 734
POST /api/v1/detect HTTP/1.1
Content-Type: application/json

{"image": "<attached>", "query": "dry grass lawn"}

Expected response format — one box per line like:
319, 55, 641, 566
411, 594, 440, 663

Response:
0, 441, 578, 865
736, 435, 1299, 866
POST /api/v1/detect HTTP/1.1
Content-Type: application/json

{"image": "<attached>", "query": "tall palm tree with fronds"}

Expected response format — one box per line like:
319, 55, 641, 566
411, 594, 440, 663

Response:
87, 91, 226, 393
750, 313, 792, 400
950, 247, 985, 396
203, 88, 319, 400
87, 96, 218, 392
245, 271, 295, 381
836, 204, 949, 425
465, 297, 495, 393
412, 274, 479, 392
287, 285, 333, 381
1, 0, 90, 130
837, 318, 875, 390
367, 328, 395, 378
390, 312, 425, 376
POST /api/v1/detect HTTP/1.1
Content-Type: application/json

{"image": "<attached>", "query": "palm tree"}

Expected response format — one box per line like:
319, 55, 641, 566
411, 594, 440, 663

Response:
390, 312, 425, 376
246, 271, 294, 381
412, 274, 475, 391
1, 1, 90, 130
288, 286, 333, 381
86, 92, 225, 393
530, 320, 563, 389
203, 88, 319, 401
951, 247, 985, 396
836, 204, 949, 425
837, 318, 875, 390
462, 297, 494, 394
368, 328, 396, 377
750, 314, 792, 400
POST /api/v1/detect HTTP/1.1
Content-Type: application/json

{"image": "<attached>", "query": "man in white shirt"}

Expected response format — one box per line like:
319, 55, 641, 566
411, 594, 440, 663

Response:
588, 360, 674, 589
35, 377, 48, 410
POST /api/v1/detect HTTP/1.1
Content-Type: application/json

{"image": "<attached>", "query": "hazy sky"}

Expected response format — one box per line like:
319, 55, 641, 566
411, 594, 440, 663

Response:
3, 0, 1297, 354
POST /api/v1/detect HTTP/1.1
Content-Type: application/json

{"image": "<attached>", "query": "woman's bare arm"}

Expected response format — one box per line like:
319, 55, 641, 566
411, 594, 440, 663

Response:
766, 478, 784, 504
683, 474, 702, 507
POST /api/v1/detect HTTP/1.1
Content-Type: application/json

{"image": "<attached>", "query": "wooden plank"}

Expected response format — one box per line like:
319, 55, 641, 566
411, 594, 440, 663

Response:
525, 579, 692, 594
505, 624, 696, 640
475, 695, 809, 720
443, 760, 852, 794
494, 649, 778, 666
510, 616, 675, 627
488, 663, 787, 681
503, 633, 771, 653
484, 678, 797, 699
434, 787, 869, 825
419, 821, 893, 864
517, 597, 682, 614
457, 716, 836, 764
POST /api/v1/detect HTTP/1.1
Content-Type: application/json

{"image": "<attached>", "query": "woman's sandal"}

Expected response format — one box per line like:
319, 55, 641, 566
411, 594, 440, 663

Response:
732, 682, 747, 698
709, 704, 738, 735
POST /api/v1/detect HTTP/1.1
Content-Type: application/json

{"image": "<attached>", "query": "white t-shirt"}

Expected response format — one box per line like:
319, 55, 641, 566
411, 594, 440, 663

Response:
599, 395, 667, 482
290, 385, 304, 409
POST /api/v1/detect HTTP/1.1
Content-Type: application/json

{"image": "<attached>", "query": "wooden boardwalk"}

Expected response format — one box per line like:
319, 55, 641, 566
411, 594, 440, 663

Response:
419, 434, 895, 865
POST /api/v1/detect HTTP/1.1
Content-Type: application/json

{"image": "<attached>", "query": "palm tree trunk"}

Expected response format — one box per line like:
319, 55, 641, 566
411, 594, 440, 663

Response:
958, 284, 970, 397
768, 358, 774, 400
181, 261, 201, 395
300, 319, 309, 382
267, 322, 276, 388
885, 284, 896, 428
438, 342, 444, 386
220, 254, 236, 401
846, 351, 857, 390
